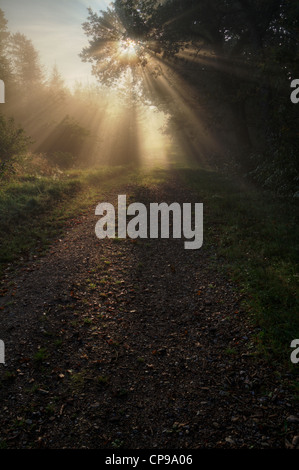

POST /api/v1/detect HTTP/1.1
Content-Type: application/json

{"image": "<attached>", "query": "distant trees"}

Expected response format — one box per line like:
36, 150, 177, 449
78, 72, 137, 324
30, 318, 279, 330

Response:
0, 9, 92, 172
0, 9, 13, 100
0, 9, 46, 113
0, 11, 34, 175
0, 9, 69, 110
8, 32, 44, 107
47, 64, 68, 105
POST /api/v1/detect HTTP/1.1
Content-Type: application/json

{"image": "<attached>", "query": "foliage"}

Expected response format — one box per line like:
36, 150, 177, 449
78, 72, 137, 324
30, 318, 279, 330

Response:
46, 151, 78, 170
0, 165, 131, 274
47, 64, 67, 103
40, 116, 90, 167
0, 8, 12, 83
9, 32, 44, 90
0, 114, 32, 176
182, 166, 299, 363
0, 9, 98, 167
81, 0, 299, 193
80, 5, 148, 85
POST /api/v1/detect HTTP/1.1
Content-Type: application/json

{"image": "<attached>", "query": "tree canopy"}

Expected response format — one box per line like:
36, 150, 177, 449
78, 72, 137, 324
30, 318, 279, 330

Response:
81, 0, 299, 193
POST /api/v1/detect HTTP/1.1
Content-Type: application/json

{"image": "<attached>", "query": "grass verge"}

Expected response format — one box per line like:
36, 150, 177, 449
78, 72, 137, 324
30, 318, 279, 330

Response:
180, 167, 299, 373
0, 165, 133, 277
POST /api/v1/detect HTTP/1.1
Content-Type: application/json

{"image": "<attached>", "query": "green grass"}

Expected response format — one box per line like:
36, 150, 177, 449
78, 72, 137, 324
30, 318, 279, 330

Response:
0, 165, 169, 277
180, 167, 299, 366
0, 165, 133, 276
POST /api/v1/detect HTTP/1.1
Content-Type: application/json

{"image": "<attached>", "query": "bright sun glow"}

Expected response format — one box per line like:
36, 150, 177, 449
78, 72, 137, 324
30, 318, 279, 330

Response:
118, 39, 138, 57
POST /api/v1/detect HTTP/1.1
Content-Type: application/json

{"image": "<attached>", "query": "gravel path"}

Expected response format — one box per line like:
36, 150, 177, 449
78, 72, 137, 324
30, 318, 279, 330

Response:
0, 176, 298, 449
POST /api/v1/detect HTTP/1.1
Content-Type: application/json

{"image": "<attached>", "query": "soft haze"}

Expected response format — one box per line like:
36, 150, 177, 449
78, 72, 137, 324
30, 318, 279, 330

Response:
1, 0, 110, 86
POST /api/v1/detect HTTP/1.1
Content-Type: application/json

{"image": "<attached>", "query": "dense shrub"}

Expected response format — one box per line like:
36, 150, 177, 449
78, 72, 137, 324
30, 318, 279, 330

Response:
39, 116, 90, 162
46, 151, 78, 170
0, 114, 32, 177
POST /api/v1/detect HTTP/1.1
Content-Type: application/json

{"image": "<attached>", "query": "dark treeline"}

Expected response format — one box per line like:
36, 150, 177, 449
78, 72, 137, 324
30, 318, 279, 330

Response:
81, 0, 299, 194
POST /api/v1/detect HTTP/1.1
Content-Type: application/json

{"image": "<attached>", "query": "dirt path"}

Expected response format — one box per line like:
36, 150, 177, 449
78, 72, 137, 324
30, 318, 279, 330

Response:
0, 176, 298, 449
